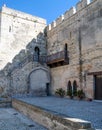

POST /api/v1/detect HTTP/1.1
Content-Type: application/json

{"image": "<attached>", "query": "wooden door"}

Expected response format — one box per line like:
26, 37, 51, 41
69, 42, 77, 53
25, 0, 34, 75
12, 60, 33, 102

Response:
95, 75, 102, 100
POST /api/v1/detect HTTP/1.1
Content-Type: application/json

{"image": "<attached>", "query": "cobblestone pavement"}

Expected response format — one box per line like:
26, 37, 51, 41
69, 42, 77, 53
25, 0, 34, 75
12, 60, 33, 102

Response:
19, 97, 102, 129
0, 108, 48, 130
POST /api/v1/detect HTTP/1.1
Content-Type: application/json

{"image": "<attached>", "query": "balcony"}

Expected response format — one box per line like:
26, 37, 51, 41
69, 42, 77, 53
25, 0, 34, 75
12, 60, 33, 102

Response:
47, 51, 69, 67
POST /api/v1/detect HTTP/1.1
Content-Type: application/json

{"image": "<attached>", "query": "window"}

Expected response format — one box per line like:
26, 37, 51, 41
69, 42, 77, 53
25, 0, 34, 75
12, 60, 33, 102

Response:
64, 43, 68, 58
9, 26, 11, 32
73, 80, 77, 96
34, 47, 40, 62
70, 32, 72, 39
67, 81, 72, 95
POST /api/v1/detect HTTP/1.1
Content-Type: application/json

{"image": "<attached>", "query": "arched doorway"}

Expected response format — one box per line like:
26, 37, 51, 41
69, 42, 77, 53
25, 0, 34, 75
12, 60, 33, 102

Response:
28, 67, 50, 96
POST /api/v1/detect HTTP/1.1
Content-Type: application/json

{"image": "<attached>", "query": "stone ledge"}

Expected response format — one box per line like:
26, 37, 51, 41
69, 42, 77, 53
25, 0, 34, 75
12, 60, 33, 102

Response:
0, 98, 12, 108
12, 98, 95, 130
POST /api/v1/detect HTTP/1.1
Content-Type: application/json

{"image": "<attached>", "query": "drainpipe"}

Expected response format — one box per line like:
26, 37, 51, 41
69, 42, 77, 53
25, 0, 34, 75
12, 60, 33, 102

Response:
78, 21, 83, 89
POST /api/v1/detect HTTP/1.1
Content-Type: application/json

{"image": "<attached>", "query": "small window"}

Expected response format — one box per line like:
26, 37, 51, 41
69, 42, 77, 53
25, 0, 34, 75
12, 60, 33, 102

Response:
64, 43, 68, 62
34, 47, 40, 62
65, 43, 67, 52
9, 26, 11, 32
67, 81, 72, 95
70, 32, 72, 39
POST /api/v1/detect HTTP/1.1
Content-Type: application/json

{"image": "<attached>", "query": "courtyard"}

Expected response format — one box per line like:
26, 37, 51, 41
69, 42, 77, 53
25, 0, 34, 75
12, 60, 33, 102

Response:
0, 97, 102, 129
18, 97, 102, 129
0, 108, 48, 130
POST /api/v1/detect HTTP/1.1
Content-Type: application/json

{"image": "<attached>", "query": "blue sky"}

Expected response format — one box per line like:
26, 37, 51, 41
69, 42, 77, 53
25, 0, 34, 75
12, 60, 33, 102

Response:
0, 0, 80, 24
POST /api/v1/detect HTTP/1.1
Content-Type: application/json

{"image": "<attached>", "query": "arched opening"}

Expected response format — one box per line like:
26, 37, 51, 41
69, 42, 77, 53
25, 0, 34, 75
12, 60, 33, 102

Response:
28, 67, 50, 96
73, 80, 77, 96
65, 43, 68, 59
65, 43, 67, 51
34, 47, 40, 62
67, 80, 72, 97
64, 43, 69, 64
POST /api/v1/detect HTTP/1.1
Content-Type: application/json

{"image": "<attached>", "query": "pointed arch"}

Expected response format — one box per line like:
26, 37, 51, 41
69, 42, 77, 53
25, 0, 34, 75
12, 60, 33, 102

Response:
67, 80, 72, 96
73, 80, 77, 96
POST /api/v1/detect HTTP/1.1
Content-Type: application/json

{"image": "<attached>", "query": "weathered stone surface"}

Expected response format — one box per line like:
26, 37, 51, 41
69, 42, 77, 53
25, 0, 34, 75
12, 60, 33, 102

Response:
0, 87, 3, 94
0, 5, 46, 69
0, 108, 48, 130
12, 98, 95, 130
0, 98, 11, 108
46, 0, 102, 99
0, 0, 102, 99
29, 67, 50, 96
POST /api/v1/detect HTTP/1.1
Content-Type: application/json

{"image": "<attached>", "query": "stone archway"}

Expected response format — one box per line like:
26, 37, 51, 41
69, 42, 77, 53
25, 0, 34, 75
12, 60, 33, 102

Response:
28, 67, 50, 96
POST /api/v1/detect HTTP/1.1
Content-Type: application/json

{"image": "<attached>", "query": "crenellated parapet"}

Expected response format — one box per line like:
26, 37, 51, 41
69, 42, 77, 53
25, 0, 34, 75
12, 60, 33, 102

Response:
47, 0, 96, 31
56, 15, 64, 26
51, 21, 56, 28
64, 7, 76, 20
76, 0, 91, 11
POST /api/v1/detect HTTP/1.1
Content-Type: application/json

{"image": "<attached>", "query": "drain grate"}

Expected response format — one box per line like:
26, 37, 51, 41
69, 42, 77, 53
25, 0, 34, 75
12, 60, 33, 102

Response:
28, 124, 35, 127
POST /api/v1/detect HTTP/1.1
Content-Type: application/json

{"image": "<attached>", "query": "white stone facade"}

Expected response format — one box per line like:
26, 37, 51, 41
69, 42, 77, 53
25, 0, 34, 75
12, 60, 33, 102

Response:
0, 6, 46, 69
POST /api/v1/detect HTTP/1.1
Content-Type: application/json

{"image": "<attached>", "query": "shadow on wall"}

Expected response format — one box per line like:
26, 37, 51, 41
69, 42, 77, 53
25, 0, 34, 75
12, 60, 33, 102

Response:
1, 32, 47, 75
0, 32, 47, 97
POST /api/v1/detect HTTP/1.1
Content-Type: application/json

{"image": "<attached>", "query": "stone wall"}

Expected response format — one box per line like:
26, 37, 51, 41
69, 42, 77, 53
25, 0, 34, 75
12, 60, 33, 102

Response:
46, 0, 102, 99
0, 5, 46, 69
50, 66, 79, 95
0, 72, 10, 96
12, 98, 95, 130
0, 0, 102, 99
0, 29, 48, 97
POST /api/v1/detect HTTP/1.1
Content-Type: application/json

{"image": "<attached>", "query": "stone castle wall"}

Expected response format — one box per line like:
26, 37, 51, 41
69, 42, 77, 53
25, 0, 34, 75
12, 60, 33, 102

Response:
0, 31, 48, 96
0, 0, 102, 99
0, 5, 46, 69
46, 0, 102, 98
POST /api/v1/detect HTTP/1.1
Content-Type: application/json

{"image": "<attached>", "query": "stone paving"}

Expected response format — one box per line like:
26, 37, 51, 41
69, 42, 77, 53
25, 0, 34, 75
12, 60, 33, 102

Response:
18, 97, 102, 129
0, 108, 48, 130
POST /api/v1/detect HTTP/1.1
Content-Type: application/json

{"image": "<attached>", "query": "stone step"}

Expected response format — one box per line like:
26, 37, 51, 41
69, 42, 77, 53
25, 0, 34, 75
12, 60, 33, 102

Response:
0, 98, 12, 108
12, 98, 95, 130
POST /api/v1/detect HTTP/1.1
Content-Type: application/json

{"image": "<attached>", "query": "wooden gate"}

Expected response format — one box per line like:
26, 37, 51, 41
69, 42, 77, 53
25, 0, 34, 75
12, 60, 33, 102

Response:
95, 75, 102, 100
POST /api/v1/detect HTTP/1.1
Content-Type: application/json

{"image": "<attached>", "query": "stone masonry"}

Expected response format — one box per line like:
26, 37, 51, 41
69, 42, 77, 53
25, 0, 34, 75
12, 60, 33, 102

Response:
0, 0, 102, 100
46, 0, 102, 99
0, 5, 46, 69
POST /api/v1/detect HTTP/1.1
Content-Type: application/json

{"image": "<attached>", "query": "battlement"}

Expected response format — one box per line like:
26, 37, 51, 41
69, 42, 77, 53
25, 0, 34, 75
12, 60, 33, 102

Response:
76, 0, 91, 11
47, 0, 96, 31
1, 5, 46, 25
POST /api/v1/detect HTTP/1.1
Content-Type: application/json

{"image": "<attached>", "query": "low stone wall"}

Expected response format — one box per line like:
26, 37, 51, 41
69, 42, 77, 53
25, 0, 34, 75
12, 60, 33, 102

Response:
12, 98, 95, 130
0, 98, 12, 108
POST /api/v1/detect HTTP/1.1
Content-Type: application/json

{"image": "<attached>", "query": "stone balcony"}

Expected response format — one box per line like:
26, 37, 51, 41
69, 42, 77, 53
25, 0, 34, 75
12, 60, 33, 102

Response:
7, 51, 69, 74
47, 51, 69, 68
